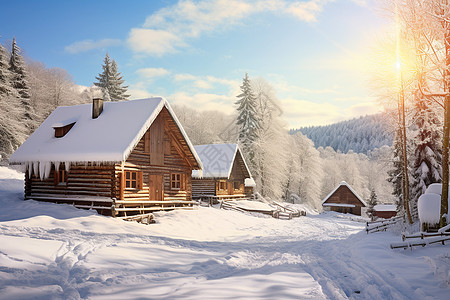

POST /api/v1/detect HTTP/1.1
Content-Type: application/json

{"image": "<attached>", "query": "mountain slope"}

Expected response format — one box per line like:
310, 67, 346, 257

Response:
290, 113, 393, 154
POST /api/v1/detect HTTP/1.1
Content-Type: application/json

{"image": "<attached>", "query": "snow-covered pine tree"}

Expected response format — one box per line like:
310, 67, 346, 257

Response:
9, 37, 34, 122
0, 42, 12, 95
388, 128, 404, 212
94, 54, 129, 101
410, 94, 442, 215
108, 60, 129, 101
94, 53, 112, 100
367, 188, 378, 221
235, 73, 259, 157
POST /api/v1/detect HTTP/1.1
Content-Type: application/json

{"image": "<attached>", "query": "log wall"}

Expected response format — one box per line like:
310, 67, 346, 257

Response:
26, 163, 115, 216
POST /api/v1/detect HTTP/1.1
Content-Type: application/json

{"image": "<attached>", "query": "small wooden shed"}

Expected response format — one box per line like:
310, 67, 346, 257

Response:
322, 181, 367, 216
373, 204, 397, 219
9, 97, 203, 217
191, 143, 255, 200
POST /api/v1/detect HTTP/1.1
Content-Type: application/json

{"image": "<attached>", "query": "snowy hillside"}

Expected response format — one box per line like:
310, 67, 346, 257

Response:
0, 166, 449, 299
292, 113, 393, 154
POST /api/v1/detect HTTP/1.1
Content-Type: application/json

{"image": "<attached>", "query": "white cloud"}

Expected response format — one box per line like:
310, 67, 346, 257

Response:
64, 39, 121, 54
128, 0, 332, 56
285, 0, 328, 23
174, 73, 198, 81
281, 96, 382, 128
136, 67, 171, 78
173, 73, 240, 93
168, 91, 235, 113
127, 28, 185, 56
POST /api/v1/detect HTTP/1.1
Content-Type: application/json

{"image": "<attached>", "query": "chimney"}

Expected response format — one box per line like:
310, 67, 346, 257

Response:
92, 98, 103, 119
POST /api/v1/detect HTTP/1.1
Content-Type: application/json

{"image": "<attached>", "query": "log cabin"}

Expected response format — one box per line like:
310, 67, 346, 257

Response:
9, 97, 203, 217
191, 143, 255, 201
322, 181, 367, 216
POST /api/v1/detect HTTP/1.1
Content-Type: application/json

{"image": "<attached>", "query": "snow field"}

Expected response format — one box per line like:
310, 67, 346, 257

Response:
0, 166, 449, 299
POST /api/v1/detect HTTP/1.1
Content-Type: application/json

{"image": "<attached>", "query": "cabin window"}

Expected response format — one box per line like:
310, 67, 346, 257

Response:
218, 180, 226, 191
234, 181, 241, 191
125, 171, 142, 190
55, 169, 68, 185
171, 173, 183, 190
54, 122, 75, 138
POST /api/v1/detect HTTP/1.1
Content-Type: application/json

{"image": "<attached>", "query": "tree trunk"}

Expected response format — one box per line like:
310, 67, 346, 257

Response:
441, 1, 449, 228
400, 78, 413, 224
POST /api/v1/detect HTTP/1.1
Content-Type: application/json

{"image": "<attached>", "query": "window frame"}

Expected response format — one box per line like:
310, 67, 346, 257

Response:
171, 173, 182, 190
218, 180, 227, 191
233, 181, 241, 191
54, 168, 68, 186
125, 170, 142, 190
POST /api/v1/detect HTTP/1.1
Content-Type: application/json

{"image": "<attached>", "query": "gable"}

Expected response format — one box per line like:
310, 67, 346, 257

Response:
229, 149, 251, 180
322, 182, 367, 207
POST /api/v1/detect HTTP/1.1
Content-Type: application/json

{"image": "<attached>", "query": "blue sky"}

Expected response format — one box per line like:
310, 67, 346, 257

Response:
0, 0, 388, 127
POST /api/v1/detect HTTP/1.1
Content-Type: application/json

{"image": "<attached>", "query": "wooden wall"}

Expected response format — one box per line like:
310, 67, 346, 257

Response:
25, 163, 115, 216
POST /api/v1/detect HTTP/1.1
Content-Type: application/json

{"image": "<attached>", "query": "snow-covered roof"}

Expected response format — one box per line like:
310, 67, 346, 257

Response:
192, 143, 252, 179
245, 177, 256, 187
321, 181, 367, 207
10, 97, 202, 172
322, 203, 356, 208
373, 204, 396, 212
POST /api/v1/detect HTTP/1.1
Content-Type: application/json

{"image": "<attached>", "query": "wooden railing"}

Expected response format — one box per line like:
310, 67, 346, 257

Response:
366, 215, 404, 234
219, 200, 305, 219
390, 224, 450, 250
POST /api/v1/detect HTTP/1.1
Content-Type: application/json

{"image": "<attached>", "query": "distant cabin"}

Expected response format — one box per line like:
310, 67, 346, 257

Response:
373, 204, 397, 219
10, 97, 203, 217
191, 144, 255, 200
322, 181, 367, 216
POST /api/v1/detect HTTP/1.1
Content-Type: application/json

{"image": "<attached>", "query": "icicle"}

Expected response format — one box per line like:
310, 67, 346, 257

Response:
55, 162, 60, 172
65, 162, 71, 172
33, 162, 39, 179
38, 161, 51, 180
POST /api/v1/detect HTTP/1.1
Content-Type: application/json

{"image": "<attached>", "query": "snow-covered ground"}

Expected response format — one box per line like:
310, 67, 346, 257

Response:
0, 166, 449, 299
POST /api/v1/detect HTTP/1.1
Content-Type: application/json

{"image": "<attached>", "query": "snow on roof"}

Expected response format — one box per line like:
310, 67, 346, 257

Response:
192, 143, 251, 179
373, 204, 396, 212
10, 97, 202, 177
245, 177, 256, 187
321, 181, 367, 207
322, 203, 356, 208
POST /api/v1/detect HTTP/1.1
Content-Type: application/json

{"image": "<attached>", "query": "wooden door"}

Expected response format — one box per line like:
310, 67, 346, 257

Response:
149, 174, 163, 201
227, 181, 233, 195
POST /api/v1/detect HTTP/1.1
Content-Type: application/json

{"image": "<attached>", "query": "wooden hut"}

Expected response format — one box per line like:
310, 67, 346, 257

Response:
9, 97, 203, 217
191, 144, 255, 201
373, 204, 397, 219
322, 181, 367, 216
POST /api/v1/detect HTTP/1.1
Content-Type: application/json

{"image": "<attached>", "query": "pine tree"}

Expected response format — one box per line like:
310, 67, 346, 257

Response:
94, 53, 129, 101
388, 128, 404, 212
367, 188, 378, 221
108, 60, 129, 101
0, 42, 12, 95
235, 73, 259, 154
9, 37, 33, 121
410, 94, 442, 215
